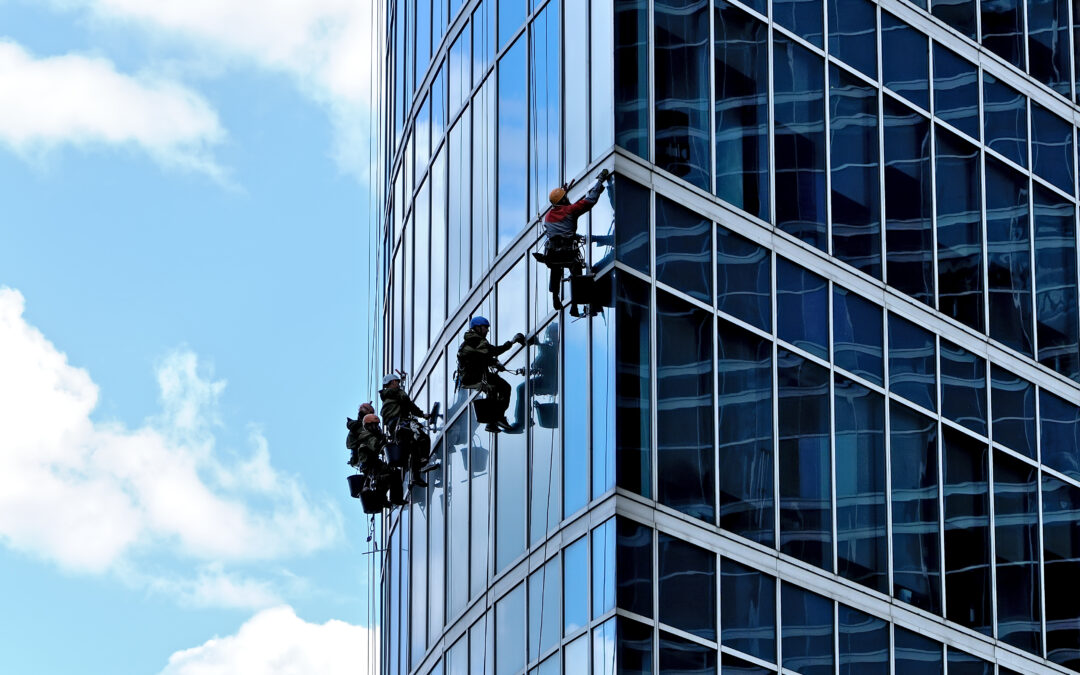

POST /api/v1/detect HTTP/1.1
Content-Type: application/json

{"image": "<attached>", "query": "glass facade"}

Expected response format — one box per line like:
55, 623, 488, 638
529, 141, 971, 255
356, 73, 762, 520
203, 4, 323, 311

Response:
378, 0, 1080, 674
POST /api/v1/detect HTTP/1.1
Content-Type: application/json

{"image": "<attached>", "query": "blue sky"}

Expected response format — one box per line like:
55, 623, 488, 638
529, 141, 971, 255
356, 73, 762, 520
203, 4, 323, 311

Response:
0, 1, 383, 673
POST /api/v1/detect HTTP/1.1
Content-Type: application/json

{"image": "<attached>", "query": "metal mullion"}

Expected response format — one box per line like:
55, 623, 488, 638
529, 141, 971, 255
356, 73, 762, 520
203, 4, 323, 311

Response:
1030, 171, 1077, 204
776, 338, 832, 371
823, 0, 833, 260
1068, 0, 1078, 103
648, 0, 656, 166
709, 0, 717, 198
883, 292, 896, 603
768, 9, 777, 226
878, 1, 887, 289
829, 280, 839, 577
987, 425, 999, 640
652, 527, 660, 675
713, 228, 722, 527
1026, 94, 1039, 363
1034, 383, 1048, 659
929, 44, 941, 315
936, 413, 948, 622
772, 246, 782, 551
832, 363, 889, 397
833, 599, 840, 675
772, 21, 827, 60
827, 52, 878, 90
650, 191, 659, 504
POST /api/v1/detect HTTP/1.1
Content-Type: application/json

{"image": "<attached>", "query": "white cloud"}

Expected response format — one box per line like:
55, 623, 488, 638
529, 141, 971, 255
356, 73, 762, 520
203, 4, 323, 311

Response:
141, 564, 282, 610
159, 606, 373, 675
0, 287, 341, 580
0, 40, 226, 177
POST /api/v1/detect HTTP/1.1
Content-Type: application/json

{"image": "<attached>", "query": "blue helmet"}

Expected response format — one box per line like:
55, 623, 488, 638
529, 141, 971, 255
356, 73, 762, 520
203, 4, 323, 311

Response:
470, 316, 490, 328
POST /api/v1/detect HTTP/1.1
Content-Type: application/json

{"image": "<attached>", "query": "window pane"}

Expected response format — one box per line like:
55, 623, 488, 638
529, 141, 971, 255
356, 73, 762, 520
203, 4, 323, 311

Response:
985, 157, 1033, 355
593, 618, 616, 675
594, 280, 616, 498
833, 286, 883, 385
496, 584, 526, 675
657, 292, 715, 522
990, 366, 1036, 458
448, 116, 471, 311
659, 534, 716, 639
935, 127, 984, 332
447, 416, 470, 619
615, 275, 652, 497
654, 0, 710, 190
473, 0, 495, 90
656, 195, 712, 302
890, 402, 941, 613
593, 520, 616, 619
946, 649, 993, 675
721, 558, 776, 663
1034, 185, 1080, 381
615, 176, 651, 274
716, 226, 771, 331
883, 96, 934, 306
982, 74, 1027, 167
773, 35, 827, 249
830, 66, 881, 279
411, 480, 428, 666
617, 518, 653, 618
939, 340, 987, 436
473, 78, 496, 284
591, 0, 615, 158
775, 0, 823, 46
1041, 389, 1080, 480
659, 631, 717, 674
529, 558, 561, 660
933, 45, 978, 138
834, 377, 887, 593
617, 617, 654, 675
564, 536, 588, 636
778, 349, 832, 572
471, 418, 493, 596
564, 0, 587, 177
498, 0, 525, 48
615, 0, 650, 159
472, 614, 494, 675
563, 312, 589, 517
530, 3, 560, 216
981, 0, 1025, 67
894, 627, 942, 675
993, 451, 1041, 654
530, 319, 561, 543
450, 22, 471, 114
1043, 475, 1080, 670
837, 605, 888, 675
1031, 103, 1075, 193
828, 0, 877, 79
715, 1, 770, 222
564, 634, 587, 674
1027, 0, 1071, 96
882, 13, 929, 110
496, 350, 528, 572
414, 181, 432, 366
781, 583, 834, 675
888, 313, 936, 411
718, 320, 774, 545
497, 37, 527, 251
943, 428, 992, 635
721, 654, 771, 673
428, 449, 446, 642
776, 257, 828, 360
932, 0, 976, 38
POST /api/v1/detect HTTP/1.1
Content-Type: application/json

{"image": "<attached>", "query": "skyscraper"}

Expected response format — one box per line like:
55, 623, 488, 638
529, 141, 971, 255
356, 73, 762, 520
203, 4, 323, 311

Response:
379, 0, 1080, 673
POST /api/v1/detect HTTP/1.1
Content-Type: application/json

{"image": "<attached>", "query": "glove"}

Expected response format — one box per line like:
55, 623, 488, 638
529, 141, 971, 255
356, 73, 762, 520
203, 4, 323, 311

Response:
513, 332, 526, 345
597, 168, 611, 182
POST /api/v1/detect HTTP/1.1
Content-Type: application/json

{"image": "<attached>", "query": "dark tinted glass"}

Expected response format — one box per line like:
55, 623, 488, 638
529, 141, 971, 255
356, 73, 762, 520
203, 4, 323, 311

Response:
994, 452, 1041, 654
894, 627, 943, 675
659, 536, 716, 640
985, 158, 1033, 355
834, 377, 887, 592
946, 649, 993, 674
982, 74, 1027, 167
618, 617, 653, 675
890, 402, 941, 613
981, 0, 1024, 67
933, 45, 978, 138
833, 286, 883, 384
773, 35, 827, 249
496, 37, 527, 251
943, 428, 992, 635
781, 584, 834, 675
830, 66, 881, 279
1041, 389, 1080, 480
1031, 103, 1075, 192
717, 320, 774, 545
721, 559, 776, 663
828, 0, 877, 79
615, 177, 651, 274
714, 2, 769, 222
778, 349, 832, 571
1043, 475, 1080, 670
882, 13, 929, 110
657, 292, 715, 522
616, 518, 653, 618
775, 0, 823, 45
1034, 185, 1080, 380
654, 0, 711, 190
717, 227, 771, 331
615, 0, 649, 159
990, 366, 1036, 458
883, 96, 934, 306
656, 195, 712, 302
932, 0, 976, 36
615, 274, 652, 496
659, 631, 717, 674
1027, 0, 1071, 96
838, 605, 888, 675
720, 654, 771, 673
777, 257, 828, 359
935, 127, 984, 332
888, 313, 936, 411
939, 340, 987, 435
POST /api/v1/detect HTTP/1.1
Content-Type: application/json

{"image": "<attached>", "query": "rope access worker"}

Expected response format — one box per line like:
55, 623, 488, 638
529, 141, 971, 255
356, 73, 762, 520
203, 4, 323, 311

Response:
456, 316, 526, 433
378, 372, 434, 489
346, 412, 407, 507
533, 168, 612, 316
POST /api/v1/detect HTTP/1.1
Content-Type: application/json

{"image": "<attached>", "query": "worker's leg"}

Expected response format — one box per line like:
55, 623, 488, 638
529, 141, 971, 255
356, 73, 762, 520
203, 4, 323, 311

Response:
549, 265, 563, 310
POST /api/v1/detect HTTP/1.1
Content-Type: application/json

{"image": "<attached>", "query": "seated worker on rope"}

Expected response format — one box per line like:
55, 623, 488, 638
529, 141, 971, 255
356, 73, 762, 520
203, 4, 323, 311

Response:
533, 168, 612, 316
346, 410, 407, 508
456, 316, 526, 433
379, 371, 436, 489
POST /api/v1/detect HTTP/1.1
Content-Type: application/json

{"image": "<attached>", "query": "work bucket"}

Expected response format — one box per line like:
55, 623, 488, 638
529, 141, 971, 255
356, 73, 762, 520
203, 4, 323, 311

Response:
534, 402, 559, 428
347, 473, 365, 499
569, 274, 594, 304
384, 442, 407, 467
359, 484, 385, 514
473, 397, 501, 424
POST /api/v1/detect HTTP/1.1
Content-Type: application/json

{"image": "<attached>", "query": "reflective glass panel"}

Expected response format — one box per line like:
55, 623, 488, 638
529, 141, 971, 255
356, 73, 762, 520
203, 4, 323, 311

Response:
448, 636, 467, 675
933, 45, 978, 138
613, 276, 652, 497
932, 0, 976, 38
773, 35, 827, 249
833, 286, 883, 385
890, 402, 941, 613
837, 605, 888, 675
721, 558, 776, 663
593, 520, 616, 619
618, 618, 653, 675
888, 313, 936, 412
834, 376, 887, 593
716, 226, 771, 331
781, 583, 833, 675
431, 149, 448, 339
497, 258, 527, 347
939, 340, 987, 436
657, 291, 715, 522
498, 0, 525, 48
894, 627, 942, 675
1041, 389, 1080, 480
417, 0, 431, 91
446, 415, 470, 619
497, 37, 527, 251
473, 0, 495, 83
1043, 475, 1080, 670
529, 558, 562, 660
658, 534, 717, 640
564, 0, 588, 177
563, 313, 589, 517
615, 177, 651, 274
414, 181, 431, 367
882, 13, 929, 110
830, 66, 881, 279
530, 319, 561, 543
496, 350, 527, 572
1031, 103, 1075, 193
448, 115, 471, 312
428, 449, 446, 642
883, 96, 934, 305
990, 365, 1036, 459
1034, 185, 1080, 380
497, 583, 526, 675
411, 481, 428, 666
591, 0, 615, 158
717, 319, 774, 545
720, 654, 770, 673
775, 0, 823, 46
615, 0, 649, 159
985, 157, 1033, 355
982, 74, 1027, 167
776, 257, 828, 360
564, 634, 587, 675
656, 195, 712, 302
778, 349, 832, 571
593, 618, 616, 675
471, 614, 495, 675
993, 451, 1041, 654
659, 631, 717, 674
1028, 0, 1071, 96
530, 2, 561, 216
946, 649, 992, 675
715, 1, 770, 222
828, 0, 877, 79
473, 79, 496, 285
616, 517, 653, 618
471, 418, 493, 596
564, 536, 588, 636
943, 428, 992, 635
935, 127, 984, 332
981, 0, 1025, 67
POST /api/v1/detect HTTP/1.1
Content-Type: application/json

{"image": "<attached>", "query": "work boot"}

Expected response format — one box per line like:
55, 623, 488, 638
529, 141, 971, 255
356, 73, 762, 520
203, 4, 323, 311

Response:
532, 251, 547, 263
420, 457, 441, 473
484, 422, 501, 433
411, 476, 428, 489
552, 296, 564, 311
496, 417, 514, 431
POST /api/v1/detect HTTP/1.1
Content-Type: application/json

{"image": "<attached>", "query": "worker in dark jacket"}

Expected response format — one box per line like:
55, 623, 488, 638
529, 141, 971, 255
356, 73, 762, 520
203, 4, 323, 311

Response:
379, 372, 433, 489
346, 413, 406, 506
457, 316, 526, 432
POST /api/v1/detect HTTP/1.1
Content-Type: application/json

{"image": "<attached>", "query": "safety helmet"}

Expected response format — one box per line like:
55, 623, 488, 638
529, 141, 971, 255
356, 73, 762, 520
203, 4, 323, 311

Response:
470, 316, 490, 328
382, 373, 400, 386
358, 402, 375, 416
548, 186, 567, 205
363, 413, 380, 425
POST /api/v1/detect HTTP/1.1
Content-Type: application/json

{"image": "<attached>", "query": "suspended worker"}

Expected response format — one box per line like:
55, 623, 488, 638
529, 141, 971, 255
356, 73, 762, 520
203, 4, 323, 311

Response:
533, 168, 612, 316
379, 372, 436, 488
456, 316, 526, 433
346, 413, 407, 507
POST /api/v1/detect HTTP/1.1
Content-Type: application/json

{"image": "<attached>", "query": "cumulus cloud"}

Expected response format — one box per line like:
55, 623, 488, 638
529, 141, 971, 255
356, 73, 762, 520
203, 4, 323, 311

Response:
0, 287, 341, 579
0, 40, 225, 177
159, 606, 373, 675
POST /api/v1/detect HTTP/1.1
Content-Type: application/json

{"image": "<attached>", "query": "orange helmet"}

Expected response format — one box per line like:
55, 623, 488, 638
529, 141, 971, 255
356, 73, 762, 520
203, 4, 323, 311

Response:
362, 413, 380, 425
548, 186, 567, 205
